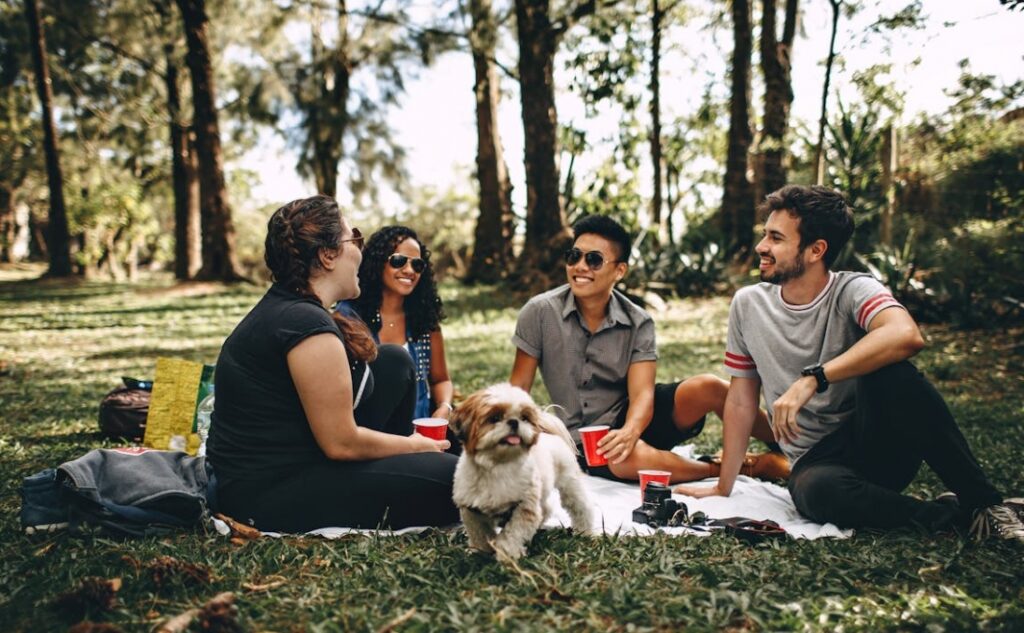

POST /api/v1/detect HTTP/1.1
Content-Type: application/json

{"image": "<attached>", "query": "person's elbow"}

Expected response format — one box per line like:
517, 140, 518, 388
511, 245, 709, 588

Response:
319, 430, 363, 461
322, 442, 359, 461
904, 323, 926, 355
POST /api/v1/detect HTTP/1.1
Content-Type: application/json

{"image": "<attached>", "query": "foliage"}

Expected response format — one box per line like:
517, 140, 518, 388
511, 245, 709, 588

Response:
376, 182, 479, 281
1, 276, 1024, 630
627, 222, 728, 299
924, 217, 1024, 327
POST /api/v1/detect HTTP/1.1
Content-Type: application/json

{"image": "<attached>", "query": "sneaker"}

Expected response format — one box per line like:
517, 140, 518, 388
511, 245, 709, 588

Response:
968, 503, 1024, 543
1003, 497, 1024, 520
19, 469, 69, 535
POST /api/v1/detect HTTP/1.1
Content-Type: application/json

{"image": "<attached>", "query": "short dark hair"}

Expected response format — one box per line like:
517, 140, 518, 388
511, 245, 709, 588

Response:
759, 185, 854, 268
571, 215, 631, 263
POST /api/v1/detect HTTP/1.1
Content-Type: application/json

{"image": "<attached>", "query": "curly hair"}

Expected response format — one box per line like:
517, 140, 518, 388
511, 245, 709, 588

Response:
349, 226, 445, 339
265, 195, 377, 362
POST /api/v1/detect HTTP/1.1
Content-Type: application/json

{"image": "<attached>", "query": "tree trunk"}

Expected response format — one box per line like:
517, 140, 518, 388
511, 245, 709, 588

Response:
879, 124, 896, 247
467, 0, 515, 283
307, 0, 351, 198
175, 0, 245, 281
0, 186, 15, 262
649, 0, 667, 245
813, 0, 841, 186
721, 0, 755, 257
167, 47, 201, 280
514, 0, 571, 285
759, 0, 799, 197
25, 0, 73, 277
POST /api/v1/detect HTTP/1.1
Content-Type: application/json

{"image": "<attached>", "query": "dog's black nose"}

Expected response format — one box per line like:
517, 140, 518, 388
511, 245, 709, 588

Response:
507, 418, 519, 430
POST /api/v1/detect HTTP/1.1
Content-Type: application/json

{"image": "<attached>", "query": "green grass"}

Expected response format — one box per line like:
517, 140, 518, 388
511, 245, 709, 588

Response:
1, 267, 1023, 631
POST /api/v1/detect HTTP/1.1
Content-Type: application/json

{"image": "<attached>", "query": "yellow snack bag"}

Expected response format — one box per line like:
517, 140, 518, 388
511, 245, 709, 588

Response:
143, 358, 213, 455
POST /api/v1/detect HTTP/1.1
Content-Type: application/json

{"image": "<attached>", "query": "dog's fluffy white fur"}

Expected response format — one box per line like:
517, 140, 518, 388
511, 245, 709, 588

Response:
450, 383, 593, 560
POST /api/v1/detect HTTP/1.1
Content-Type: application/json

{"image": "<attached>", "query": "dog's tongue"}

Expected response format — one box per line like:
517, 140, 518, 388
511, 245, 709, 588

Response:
505, 435, 522, 445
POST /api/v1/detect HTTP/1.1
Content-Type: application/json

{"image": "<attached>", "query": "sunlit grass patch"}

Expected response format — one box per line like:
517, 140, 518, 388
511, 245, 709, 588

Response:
0, 276, 1022, 631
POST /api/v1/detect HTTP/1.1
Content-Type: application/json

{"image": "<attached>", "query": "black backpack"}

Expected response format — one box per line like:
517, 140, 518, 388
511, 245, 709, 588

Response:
98, 377, 152, 440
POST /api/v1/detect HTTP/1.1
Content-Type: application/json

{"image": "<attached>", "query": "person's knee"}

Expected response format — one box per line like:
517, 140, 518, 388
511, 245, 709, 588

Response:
675, 374, 726, 421
790, 466, 862, 526
373, 344, 415, 381
860, 360, 919, 390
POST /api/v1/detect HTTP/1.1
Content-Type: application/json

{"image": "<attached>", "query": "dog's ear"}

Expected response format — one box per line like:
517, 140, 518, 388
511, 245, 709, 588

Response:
449, 397, 476, 443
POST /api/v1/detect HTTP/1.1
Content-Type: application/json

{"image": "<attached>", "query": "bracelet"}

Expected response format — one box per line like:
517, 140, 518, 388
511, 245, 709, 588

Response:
439, 402, 453, 411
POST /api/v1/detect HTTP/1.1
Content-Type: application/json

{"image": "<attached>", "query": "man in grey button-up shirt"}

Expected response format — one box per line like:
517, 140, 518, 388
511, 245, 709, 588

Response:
510, 215, 785, 483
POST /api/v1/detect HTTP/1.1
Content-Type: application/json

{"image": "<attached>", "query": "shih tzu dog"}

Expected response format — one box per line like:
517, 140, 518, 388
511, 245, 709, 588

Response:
450, 383, 593, 561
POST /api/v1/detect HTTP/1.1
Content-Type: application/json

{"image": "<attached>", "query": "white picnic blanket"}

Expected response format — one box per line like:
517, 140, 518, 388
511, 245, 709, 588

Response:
212, 446, 852, 540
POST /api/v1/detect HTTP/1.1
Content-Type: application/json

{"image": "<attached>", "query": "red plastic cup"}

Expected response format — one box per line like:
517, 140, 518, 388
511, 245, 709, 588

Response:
638, 469, 672, 500
579, 425, 610, 467
413, 418, 448, 441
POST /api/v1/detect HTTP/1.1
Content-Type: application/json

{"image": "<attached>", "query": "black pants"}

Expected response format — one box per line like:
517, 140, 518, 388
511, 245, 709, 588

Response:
218, 345, 459, 533
788, 361, 1001, 531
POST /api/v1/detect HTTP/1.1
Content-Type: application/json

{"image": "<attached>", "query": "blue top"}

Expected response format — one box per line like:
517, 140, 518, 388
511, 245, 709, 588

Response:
338, 301, 432, 419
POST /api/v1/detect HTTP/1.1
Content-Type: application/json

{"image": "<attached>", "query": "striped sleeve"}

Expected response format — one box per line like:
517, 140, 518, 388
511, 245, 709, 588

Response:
723, 292, 759, 379
847, 275, 905, 330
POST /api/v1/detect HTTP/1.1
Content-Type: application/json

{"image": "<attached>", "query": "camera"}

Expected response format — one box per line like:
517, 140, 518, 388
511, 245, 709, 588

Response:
631, 482, 688, 527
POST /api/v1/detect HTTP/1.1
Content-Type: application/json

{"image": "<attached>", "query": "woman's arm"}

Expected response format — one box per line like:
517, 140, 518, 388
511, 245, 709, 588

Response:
427, 329, 455, 419
288, 333, 448, 460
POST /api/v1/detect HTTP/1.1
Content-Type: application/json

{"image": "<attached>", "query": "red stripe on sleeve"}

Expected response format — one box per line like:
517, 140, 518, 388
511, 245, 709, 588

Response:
857, 293, 895, 328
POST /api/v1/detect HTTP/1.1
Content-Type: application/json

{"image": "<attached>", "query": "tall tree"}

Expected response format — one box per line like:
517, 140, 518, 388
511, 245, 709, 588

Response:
166, 47, 201, 280
151, 0, 201, 280
24, 0, 72, 276
466, 0, 514, 283
720, 0, 754, 256
514, 0, 604, 284
304, 1, 352, 198
813, 0, 841, 185
649, 0, 667, 244
175, 0, 244, 281
759, 0, 799, 196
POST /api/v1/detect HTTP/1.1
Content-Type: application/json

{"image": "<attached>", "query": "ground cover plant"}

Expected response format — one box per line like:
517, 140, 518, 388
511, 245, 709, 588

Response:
1, 265, 1022, 631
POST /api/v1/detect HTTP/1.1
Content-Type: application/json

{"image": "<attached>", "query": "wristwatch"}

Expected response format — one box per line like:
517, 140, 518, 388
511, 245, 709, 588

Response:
801, 364, 829, 393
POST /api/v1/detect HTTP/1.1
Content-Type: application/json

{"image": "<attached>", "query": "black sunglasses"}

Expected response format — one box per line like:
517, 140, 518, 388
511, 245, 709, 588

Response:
564, 247, 619, 271
388, 253, 426, 273
340, 227, 364, 251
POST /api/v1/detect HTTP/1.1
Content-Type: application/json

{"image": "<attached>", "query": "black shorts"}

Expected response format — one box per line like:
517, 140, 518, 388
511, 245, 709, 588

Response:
583, 381, 707, 478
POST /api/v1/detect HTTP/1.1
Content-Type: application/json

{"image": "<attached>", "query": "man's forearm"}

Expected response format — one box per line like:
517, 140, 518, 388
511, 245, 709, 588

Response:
716, 396, 759, 495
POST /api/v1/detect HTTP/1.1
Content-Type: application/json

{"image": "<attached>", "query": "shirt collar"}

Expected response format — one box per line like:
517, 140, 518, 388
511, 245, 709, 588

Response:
559, 285, 631, 329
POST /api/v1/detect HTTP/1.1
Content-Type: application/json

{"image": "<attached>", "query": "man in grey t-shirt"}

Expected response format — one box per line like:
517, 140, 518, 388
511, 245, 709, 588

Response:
509, 215, 788, 483
675, 185, 1023, 542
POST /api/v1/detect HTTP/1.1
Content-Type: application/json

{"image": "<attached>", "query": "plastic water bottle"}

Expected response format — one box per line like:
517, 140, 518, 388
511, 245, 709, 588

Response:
196, 388, 215, 457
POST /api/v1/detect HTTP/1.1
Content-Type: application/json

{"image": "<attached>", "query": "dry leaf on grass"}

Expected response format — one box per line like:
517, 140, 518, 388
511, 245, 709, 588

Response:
54, 577, 122, 617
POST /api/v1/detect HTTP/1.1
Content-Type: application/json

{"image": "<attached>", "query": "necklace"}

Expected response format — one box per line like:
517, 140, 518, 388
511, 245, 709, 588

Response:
378, 310, 401, 329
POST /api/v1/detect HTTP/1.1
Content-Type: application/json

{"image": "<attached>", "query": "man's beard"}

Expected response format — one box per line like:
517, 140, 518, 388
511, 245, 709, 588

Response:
760, 253, 806, 284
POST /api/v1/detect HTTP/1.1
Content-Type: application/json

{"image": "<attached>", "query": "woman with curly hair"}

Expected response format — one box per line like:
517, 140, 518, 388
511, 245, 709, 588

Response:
208, 196, 458, 533
343, 226, 454, 421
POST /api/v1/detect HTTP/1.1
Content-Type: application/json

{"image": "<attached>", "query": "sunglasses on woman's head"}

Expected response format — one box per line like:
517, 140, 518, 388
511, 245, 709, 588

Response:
340, 227, 364, 251
564, 247, 618, 271
388, 253, 426, 273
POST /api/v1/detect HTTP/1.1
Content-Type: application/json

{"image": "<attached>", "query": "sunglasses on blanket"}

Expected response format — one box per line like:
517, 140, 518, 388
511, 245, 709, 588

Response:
564, 247, 619, 271
387, 254, 426, 273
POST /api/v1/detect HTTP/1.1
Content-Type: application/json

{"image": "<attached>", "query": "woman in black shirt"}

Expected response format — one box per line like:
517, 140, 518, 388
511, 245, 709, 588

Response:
208, 195, 458, 532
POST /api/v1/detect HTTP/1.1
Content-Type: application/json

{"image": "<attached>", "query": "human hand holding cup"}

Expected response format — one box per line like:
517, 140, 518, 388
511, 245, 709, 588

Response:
413, 417, 449, 441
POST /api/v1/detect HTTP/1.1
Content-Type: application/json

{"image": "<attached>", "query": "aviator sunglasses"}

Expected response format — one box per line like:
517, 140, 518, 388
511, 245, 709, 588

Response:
388, 253, 427, 273
339, 227, 365, 251
564, 247, 619, 271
